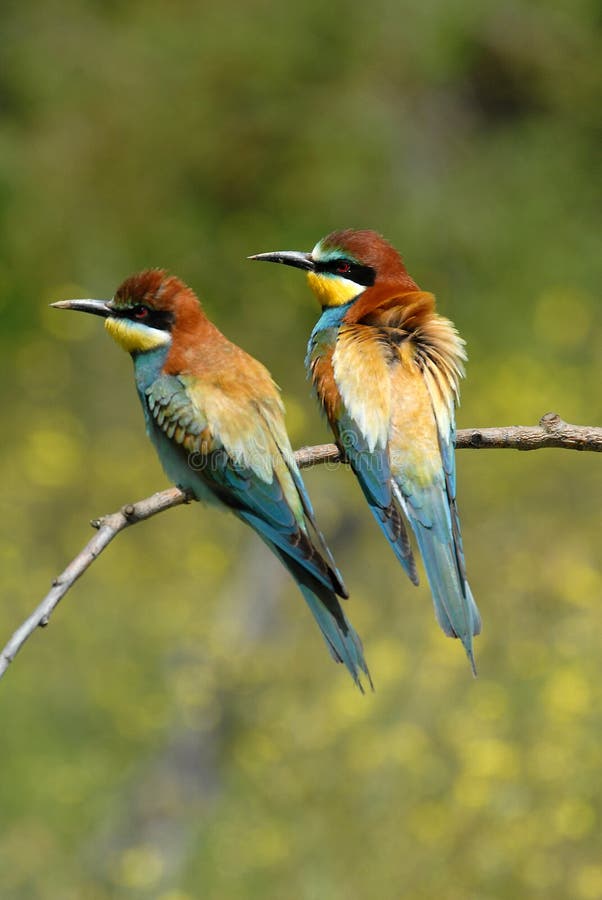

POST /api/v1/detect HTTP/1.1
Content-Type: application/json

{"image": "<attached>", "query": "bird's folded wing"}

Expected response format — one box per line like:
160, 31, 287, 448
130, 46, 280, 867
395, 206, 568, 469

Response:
328, 325, 417, 582
386, 327, 480, 648
419, 354, 468, 587
145, 372, 343, 595
145, 373, 210, 451
330, 324, 394, 504
257, 400, 349, 597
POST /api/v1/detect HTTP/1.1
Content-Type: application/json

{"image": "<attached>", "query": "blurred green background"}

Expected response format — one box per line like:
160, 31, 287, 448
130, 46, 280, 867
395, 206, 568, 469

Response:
1, 1, 601, 897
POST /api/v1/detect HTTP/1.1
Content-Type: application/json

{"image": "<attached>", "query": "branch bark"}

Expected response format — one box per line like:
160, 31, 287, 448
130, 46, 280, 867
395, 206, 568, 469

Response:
1, 413, 600, 681
296, 413, 602, 467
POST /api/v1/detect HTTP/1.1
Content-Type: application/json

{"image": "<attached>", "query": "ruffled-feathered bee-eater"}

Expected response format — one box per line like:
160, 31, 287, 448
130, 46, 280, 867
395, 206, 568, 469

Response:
52, 269, 370, 688
250, 230, 481, 672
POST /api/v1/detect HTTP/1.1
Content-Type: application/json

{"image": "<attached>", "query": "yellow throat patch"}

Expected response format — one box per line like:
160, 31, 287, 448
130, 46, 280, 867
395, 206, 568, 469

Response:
306, 272, 364, 308
104, 317, 171, 353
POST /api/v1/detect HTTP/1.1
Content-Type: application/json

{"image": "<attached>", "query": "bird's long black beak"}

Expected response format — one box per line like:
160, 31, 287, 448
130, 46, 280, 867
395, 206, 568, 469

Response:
50, 299, 112, 317
248, 250, 315, 272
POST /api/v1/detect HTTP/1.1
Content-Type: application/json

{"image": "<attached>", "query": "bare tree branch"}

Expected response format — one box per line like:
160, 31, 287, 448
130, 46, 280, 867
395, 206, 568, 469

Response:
0, 487, 191, 681
296, 412, 602, 467
1, 413, 599, 681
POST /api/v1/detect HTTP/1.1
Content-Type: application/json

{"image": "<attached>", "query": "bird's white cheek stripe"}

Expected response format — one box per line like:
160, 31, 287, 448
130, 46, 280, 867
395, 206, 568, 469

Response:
105, 318, 171, 353
306, 272, 366, 308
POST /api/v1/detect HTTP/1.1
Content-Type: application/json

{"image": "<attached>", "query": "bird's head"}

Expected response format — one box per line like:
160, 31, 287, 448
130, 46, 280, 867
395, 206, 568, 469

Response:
250, 229, 415, 308
52, 269, 202, 354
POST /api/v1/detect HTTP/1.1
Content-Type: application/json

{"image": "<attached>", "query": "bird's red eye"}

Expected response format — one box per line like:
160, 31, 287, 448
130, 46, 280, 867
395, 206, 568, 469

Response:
336, 262, 351, 275
133, 306, 149, 320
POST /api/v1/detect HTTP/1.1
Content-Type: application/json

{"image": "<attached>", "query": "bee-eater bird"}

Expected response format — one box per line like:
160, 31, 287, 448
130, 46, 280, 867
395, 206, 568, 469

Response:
51, 269, 370, 689
250, 230, 481, 672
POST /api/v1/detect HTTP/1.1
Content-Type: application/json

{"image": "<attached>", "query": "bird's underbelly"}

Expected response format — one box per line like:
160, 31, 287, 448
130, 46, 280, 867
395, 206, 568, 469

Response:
388, 364, 441, 486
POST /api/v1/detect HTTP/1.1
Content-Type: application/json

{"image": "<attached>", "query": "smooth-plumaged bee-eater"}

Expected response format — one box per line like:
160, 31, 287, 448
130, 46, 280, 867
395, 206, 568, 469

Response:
250, 230, 481, 673
51, 269, 370, 689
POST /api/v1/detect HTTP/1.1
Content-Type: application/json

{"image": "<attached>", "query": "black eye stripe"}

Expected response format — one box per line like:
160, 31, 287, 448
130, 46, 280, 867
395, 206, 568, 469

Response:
112, 306, 175, 331
315, 258, 376, 287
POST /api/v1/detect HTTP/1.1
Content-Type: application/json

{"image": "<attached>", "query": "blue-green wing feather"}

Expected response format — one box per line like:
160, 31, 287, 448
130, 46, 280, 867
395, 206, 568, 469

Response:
307, 317, 417, 585
204, 448, 370, 689
336, 410, 418, 585
142, 372, 370, 688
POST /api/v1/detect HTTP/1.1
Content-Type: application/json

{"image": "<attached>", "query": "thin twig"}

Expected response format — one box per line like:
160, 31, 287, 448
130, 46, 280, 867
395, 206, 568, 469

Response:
0, 487, 190, 680
1, 413, 599, 681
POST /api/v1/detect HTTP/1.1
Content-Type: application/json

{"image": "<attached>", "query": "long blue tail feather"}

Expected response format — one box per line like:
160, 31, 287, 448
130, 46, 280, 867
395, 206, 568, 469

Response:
249, 525, 371, 690
404, 481, 481, 674
299, 586, 372, 692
